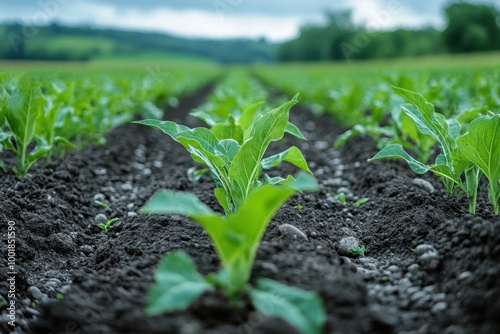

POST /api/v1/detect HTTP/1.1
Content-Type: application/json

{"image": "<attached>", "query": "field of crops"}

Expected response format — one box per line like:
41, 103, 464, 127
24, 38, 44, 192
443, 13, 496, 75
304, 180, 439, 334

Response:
0, 56, 499, 334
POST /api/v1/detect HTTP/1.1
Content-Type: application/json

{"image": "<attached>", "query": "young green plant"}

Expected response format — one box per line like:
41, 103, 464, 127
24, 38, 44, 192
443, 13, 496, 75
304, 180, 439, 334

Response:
369, 87, 499, 215
98, 217, 119, 233
135, 95, 311, 215
3, 77, 52, 177
142, 173, 325, 334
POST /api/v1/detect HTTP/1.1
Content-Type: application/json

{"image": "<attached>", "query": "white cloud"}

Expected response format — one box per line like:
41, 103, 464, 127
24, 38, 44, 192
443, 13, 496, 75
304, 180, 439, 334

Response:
52, 2, 303, 41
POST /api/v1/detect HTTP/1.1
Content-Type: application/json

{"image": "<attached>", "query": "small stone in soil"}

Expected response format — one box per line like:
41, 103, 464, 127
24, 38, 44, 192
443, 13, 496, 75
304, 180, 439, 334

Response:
48, 233, 75, 252
95, 214, 108, 223
338, 236, 360, 256
28, 286, 42, 300
279, 224, 308, 240
80, 245, 93, 256
412, 178, 435, 193
127, 211, 138, 218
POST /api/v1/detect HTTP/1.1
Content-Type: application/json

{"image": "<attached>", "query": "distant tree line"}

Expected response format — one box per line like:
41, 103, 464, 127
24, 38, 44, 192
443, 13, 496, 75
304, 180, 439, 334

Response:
278, 2, 500, 62
0, 23, 276, 63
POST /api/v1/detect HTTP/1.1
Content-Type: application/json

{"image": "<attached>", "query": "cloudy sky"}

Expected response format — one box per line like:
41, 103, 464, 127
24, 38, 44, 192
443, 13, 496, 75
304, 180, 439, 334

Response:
0, 0, 498, 41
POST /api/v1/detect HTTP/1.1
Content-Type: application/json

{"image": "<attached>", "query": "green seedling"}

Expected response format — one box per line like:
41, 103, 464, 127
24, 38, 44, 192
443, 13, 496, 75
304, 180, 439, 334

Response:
94, 200, 108, 208
354, 198, 370, 207
135, 95, 312, 215
350, 245, 365, 256
369, 87, 499, 215
56, 293, 64, 300
142, 173, 325, 334
296, 204, 304, 210
334, 192, 347, 203
3, 77, 51, 177
98, 217, 119, 233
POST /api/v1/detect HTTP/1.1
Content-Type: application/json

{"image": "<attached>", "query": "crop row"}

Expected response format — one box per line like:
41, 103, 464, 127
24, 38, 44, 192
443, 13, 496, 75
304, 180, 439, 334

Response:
136, 70, 325, 334
0, 67, 219, 177
255, 65, 499, 215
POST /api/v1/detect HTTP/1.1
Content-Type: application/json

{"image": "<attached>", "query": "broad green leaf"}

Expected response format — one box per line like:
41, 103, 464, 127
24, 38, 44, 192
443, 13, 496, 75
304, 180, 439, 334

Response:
229, 98, 298, 207
457, 114, 500, 185
457, 114, 500, 214
214, 187, 231, 214
369, 144, 429, 174
393, 86, 455, 160
26, 135, 51, 166
193, 184, 298, 294
261, 146, 312, 173
211, 122, 244, 143
187, 167, 208, 182
286, 170, 321, 192
250, 278, 325, 334
146, 251, 214, 315
54, 136, 76, 149
285, 122, 307, 140
240, 101, 266, 131
429, 164, 465, 194
140, 191, 214, 216
6, 79, 45, 149
135, 119, 236, 203
263, 174, 290, 186
191, 173, 317, 295
190, 110, 218, 127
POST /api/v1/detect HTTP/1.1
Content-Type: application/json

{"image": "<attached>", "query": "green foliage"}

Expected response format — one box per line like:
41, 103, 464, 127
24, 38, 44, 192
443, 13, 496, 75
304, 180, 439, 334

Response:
191, 71, 305, 143
4, 77, 50, 177
0, 66, 220, 176
146, 251, 214, 315
456, 113, 500, 215
350, 246, 365, 257
143, 173, 325, 334
370, 87, 499, 215
98, 217, 119, 233
354, 198, 370, 207
334, 192, 347, 203
443, 3, 500, 53
136, 96, 311, 215
249, 278, 325, 334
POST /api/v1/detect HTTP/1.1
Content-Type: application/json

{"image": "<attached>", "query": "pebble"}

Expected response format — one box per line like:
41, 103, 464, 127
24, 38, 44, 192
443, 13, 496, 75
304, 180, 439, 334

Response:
93, 193, 105, 202
260, 262, 279, 274
415, 244, 437, 255
153, 160, 163, 168
127, 211, 138, 218
419, 252, 440, 271
28, 286, 42, 300
95, 214, 108, 223
127, 203, 135, 209
93, 167, 107, 176
44, 281, 60, 290
48, 233, 75, 252
60, 285, 71, 294
314, 141, 329, 150
24, 307, 41, 317
121, 183, 133, 191
142, 168, 152, 176
457, 271, 473, 281
278, 224, 308, 240
388, 265, 399, 273
338, 237, 360, 256
431, 302, 448, 314
80, 245, 93, 256
413, 178, 435, 193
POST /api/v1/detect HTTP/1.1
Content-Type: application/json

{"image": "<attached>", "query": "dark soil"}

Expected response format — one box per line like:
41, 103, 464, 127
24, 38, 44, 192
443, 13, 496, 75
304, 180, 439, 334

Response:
1, 83, 499, 334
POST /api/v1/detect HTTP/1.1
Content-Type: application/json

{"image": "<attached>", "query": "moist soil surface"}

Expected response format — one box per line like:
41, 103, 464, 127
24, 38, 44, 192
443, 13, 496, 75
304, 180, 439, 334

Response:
1, 83, 499, 334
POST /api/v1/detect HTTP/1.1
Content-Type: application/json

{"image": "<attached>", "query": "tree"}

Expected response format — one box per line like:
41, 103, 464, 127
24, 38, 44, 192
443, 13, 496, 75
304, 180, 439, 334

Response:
443, 2, 500, 53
